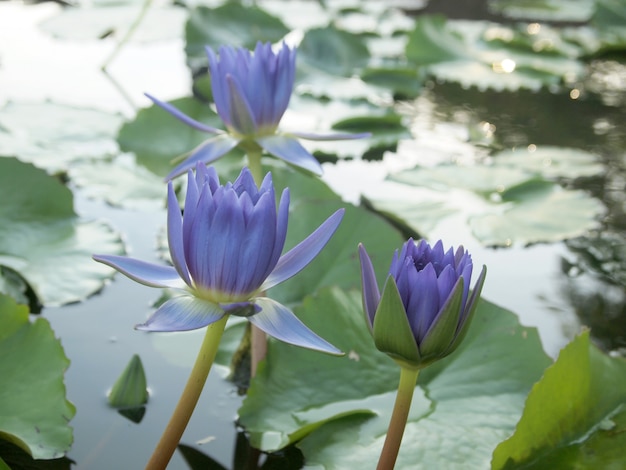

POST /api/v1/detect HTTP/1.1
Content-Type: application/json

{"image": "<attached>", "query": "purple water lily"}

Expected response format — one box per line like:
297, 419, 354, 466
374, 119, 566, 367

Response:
94, 165, 344, 355
359, 238, 486, 368
146, 42, 369, 180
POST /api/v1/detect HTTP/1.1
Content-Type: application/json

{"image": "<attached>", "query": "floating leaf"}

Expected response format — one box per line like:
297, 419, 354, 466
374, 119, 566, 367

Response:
492, 330, 626, 469
492, 147, 604, 180
185, 4, 289, 70
487, 0, 595, 22
262, 164, 405, 307
0, 294, 75, 460
295, 25, 377, 100
298, 26, 370, 77
239, 288, 551, 469
360, 65, 423, 99
406, 15, 585, 91
469, 181, 604, 246
389, 164, 533, 196
0, 158, 124, 306
69, 156, 165, 209
0, 102, 122, 173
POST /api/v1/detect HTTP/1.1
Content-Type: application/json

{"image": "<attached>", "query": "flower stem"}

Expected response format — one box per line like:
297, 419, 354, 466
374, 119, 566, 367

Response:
246, 150, 264, 186
376, 367, 420, 470
145, 316, 228, 470
245, 148, 268, 378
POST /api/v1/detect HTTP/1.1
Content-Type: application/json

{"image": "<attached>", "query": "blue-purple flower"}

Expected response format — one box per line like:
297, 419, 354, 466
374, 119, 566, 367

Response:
359, 239, 486, 369
146, 42, 369, 180
94, 165, 344, 355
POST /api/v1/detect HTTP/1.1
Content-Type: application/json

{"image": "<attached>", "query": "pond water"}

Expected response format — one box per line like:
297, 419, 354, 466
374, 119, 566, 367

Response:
1, 0, 625, 469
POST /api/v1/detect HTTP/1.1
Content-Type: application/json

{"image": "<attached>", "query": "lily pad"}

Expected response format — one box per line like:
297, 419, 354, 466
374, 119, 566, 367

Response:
69, 155, 165, 209
0, 158, 124, 306
185, 4, 290, 71
0, 294, 75, 460
298, 25, 371, 77
294, 25, 379, 100
262, 164, 405, 307
469, 181, 604, 246
492, 147, 604, 180
487, 0, 595, 22
0, 102, 122, 173
389, 164, 533, 196
492, 330, 626, 469
405, 15, 585, 91
239, 288, 551, 469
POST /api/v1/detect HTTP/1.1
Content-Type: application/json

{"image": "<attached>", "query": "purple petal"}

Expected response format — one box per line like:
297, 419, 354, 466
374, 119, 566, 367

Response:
165, 134, 240, 181
256, 135, 323, 175
144, 93, 223, 134
261, 209, 345, 291
135, 296, 225, 331
358, 244, 380, 329
290, 130, 371, 141
93, 254, 185, 289
226, 75, 258, 134
409, 263, 440, 342
235, 191, 277, 293
206, 46, 232, 126
205, 189, 246, 293
250, 298, 343, 355
167, 183, 192, 286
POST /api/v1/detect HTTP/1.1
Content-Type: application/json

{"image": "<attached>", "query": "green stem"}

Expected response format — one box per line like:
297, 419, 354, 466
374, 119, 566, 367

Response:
245, 148, 267, 378
376, 367, 420, 470
145, 316, 228, 470
246, 149, 264, 186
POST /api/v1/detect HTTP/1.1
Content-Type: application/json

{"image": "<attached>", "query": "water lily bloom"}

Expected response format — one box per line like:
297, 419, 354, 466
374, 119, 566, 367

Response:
146, 42, 370, 180
358, 239, 486, 369
94, 165, 344, 355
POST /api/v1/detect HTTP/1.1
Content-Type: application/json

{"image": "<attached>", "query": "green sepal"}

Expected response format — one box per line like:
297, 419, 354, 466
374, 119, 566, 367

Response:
108, 354, 149, 409
446, 265, 487, 356
372, 277, 420, 366
419, 277, 465, 364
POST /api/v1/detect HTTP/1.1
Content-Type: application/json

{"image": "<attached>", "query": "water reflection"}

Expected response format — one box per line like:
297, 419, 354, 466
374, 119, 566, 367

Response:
562, 233, 626, 352
178, 431, 304, 470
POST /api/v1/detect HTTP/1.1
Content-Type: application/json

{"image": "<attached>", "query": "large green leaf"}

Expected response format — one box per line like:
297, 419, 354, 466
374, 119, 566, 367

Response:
239, 288, 551, 469
492, 330, 626, 469
406, 15, 585, 91
488, 0, 595, 22
295, 25, 376, 100
264, 164, 405, 307
0, 158, 124, 306
0, 102, 122, 173
185, 4, 289, 70
298, 26, 370, 77
0, 294, 75, 460
370, 147, 605, 246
